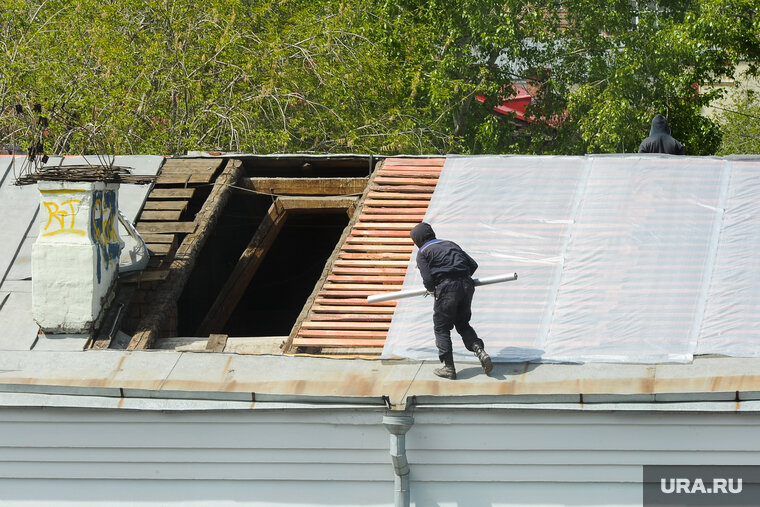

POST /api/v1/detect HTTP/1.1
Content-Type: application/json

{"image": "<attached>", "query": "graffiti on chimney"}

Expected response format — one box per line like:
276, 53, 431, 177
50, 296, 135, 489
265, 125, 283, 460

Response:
41, 189, 86, 237
90, 189, 120, 283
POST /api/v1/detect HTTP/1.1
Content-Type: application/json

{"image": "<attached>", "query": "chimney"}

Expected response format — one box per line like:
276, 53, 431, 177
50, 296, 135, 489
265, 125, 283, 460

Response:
32, 180, 122, 334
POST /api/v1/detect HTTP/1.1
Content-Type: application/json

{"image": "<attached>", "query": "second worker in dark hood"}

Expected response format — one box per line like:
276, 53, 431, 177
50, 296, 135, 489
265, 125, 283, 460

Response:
410, 222, 492, 380
638, 114, 685, 155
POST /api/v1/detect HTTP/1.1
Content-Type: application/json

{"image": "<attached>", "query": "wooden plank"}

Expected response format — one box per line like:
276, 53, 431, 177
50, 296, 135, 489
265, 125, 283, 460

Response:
333, 259, 410, 267
362, 206, 429, 214
327, 275, 406, 283
364, 199, 433, 207
143, 201, 188, 211
332, 266, 408, 275
353, 222, 420, 230
347, 236, 414, 245
377, 169, 440, 178
319, 290, 396, 298
369, 184, 434, 193
373, 176, 438, 186
156, 172, 215, 185
146, 243, 172, 255
350, 229, 415, 238
137, 222, 196, 234
296, 329, 388, 339
300, 321, 390, 330
205, 334, 228, 352
278, 196, 357, 211
315, 296, 396, 305
140, 233, 176, 244
356, 214, 426, 222
195, 201, 288, 336
149, 188, 196, 199
366, 191, 433, 200
312, 305, 397, 313
382, 158, 445, 166
338, 252, 412, 260
162, 158, 224, 171
327, 275, 404, 285
120, 269, 170, 283
341, 244, 414, 253
140, 210, 183, 221
310, 313, 393, 322
292, 337, 386, 348
241, 177, 368, 196
323, 282, 403, 291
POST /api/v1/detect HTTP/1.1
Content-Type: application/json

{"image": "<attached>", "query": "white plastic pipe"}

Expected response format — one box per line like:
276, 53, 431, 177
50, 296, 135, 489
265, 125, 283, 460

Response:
367, 272, 518, 304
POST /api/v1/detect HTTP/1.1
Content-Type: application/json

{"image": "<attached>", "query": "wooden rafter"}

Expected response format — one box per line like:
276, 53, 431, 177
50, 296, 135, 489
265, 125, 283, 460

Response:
240, 177, 368, 196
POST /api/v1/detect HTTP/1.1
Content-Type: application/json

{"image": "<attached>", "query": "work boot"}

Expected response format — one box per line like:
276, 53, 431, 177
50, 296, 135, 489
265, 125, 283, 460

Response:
473, 344, 493, 375
434, 352, 457, 380
433, 364, 457, 380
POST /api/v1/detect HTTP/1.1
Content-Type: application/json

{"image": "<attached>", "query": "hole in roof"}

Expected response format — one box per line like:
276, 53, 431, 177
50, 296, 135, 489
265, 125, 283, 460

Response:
177, 193, 349, 338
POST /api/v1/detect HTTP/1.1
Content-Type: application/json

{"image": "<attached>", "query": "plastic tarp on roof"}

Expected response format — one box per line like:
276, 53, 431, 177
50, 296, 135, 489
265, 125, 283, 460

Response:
382, 155, 760, 363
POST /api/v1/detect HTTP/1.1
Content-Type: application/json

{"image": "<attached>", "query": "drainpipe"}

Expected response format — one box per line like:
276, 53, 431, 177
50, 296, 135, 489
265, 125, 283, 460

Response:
383, 414, 414, 507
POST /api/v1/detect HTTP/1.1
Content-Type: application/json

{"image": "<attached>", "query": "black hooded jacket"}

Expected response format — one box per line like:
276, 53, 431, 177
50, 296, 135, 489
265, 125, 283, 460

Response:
638, 114, 685, 155
410, 222, 478, 292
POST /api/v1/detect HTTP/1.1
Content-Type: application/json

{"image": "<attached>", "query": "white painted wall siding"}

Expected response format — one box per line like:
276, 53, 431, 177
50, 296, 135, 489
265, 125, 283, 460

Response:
2, 404, 760, 506
407, 408, 760, 506
0, 406, 393, 506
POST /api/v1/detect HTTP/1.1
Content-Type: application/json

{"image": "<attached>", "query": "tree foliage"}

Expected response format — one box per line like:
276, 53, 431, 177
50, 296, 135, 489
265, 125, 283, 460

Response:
0, 0, 758, 155
716, 89, 760, 154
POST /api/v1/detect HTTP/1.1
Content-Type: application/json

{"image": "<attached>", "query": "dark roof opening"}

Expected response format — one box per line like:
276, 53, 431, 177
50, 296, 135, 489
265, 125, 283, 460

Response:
224, 213, 348, 337
176, 192, 349, 337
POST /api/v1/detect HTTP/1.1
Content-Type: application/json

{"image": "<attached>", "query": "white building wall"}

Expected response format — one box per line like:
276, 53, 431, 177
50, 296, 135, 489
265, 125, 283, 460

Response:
2, 403, 760, 506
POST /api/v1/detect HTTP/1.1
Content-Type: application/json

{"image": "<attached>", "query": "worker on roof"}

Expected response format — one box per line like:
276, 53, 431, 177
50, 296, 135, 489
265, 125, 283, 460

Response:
638, 114, 685, 155
410, 222, 493, 380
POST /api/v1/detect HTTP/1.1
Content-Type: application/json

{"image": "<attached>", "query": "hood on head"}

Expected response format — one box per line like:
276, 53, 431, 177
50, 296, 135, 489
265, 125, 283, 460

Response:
650, 114, 671, 136
410, 222, 436, 247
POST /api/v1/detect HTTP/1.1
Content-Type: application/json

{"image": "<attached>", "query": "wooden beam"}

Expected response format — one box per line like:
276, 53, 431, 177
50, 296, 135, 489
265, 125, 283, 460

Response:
240, 177, 368, 196
149, 188, 196, 199
140, 233, 176, 244
156, 172, 215, 185
278, 196, 358, 212
128, 159, 245, 350
139, 210, 183, 221
205, 334, 228, 352
195, 200, 289, 336
162, 158, 224, 172
120, 269, 169, 283
136, 222, 195, 234
143, 201, 188, 211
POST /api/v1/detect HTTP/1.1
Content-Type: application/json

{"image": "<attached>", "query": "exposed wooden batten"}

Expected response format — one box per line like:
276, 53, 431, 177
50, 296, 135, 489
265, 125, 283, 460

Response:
240, 177, 368, 196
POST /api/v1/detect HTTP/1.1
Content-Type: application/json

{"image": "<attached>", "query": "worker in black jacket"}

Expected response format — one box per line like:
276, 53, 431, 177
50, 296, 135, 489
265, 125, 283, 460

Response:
410, 222, 492, 380
638, 114, 685, 155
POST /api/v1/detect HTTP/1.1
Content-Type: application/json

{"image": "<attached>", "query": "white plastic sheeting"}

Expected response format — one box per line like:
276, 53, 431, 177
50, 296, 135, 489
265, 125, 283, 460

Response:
382, 155, 760, 363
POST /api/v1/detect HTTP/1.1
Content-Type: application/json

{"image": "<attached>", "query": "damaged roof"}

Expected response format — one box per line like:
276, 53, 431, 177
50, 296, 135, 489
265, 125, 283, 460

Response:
3, 153, 760, 410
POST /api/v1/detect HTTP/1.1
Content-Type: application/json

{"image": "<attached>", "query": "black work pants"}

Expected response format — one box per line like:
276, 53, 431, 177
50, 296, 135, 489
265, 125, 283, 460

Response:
433, 277, 483, 363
